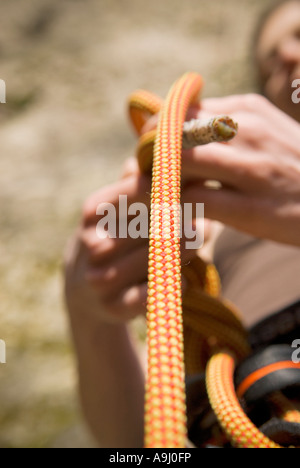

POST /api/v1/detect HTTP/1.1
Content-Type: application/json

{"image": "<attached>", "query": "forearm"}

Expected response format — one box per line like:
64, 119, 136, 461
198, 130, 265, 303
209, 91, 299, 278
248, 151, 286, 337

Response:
68, 308, 145, 448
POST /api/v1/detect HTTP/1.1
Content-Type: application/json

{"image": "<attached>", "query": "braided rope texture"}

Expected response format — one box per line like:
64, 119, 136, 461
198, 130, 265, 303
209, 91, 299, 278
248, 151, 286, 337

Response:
144, 73, 203, 448
206, 352, 280, 448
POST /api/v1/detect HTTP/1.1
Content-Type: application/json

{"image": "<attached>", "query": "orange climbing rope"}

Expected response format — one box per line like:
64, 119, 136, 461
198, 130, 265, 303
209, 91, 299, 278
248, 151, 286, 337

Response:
142, 73, 202, 448
128, 72, 300, 449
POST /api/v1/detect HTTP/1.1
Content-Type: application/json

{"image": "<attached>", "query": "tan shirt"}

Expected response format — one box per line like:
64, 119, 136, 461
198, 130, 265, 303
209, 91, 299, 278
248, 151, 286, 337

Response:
212, 227, 300, 329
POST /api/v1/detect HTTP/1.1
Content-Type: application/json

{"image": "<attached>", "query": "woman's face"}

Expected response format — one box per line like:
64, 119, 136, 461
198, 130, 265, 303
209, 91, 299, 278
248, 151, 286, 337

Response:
256, 1, 300, 122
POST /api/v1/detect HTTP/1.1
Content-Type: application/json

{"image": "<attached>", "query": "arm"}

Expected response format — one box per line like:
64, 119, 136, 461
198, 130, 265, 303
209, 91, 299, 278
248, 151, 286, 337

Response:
67, 298, 145, 448
64, 174, 151, 448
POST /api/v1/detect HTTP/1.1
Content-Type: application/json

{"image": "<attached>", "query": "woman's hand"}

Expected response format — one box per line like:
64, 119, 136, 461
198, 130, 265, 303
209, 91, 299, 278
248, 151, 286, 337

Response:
64, 162, 205, 324
182, 94, 300, 246
64, 171, 151, 324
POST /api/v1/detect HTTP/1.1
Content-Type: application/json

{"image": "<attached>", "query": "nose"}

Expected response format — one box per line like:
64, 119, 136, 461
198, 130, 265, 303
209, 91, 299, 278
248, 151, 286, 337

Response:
278, 36, 300, 66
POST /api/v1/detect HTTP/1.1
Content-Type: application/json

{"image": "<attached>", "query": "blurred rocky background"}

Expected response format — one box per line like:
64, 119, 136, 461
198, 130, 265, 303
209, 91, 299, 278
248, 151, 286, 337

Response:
0, 0, 274, 448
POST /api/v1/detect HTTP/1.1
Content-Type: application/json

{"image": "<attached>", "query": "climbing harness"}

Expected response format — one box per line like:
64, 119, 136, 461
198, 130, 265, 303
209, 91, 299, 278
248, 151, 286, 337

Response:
128, 72, 300, 448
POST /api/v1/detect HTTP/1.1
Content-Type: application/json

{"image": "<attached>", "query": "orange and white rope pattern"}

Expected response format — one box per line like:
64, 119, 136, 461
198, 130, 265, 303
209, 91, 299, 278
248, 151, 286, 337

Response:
145, 73, 203, 448
206, 352, 280, 448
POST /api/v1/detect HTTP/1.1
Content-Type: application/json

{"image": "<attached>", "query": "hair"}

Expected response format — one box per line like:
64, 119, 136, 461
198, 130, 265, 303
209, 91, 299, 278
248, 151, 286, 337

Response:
252, 0, 300, 92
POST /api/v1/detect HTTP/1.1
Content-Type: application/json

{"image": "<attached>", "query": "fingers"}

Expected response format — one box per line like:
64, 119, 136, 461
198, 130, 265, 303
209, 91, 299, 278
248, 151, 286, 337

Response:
86, 244, 149, 297
83, 173, 151, 227
101, 273, 189, 322
101, 283, 148, 321
201, 94, 272, 117
182, 143, 256, 191
81, 225, 148, 264
76, 165, 203, 323
182, 183, 274, 239
199, 95, 273, 149
201, 94, 300, 138
140, 104, 201, 135
121, 157, 141, 179
85, 233, 199, 297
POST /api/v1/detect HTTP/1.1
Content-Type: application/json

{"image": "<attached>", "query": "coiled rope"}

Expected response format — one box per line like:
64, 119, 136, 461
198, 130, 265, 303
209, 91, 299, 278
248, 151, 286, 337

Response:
128, 72, 300, 449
